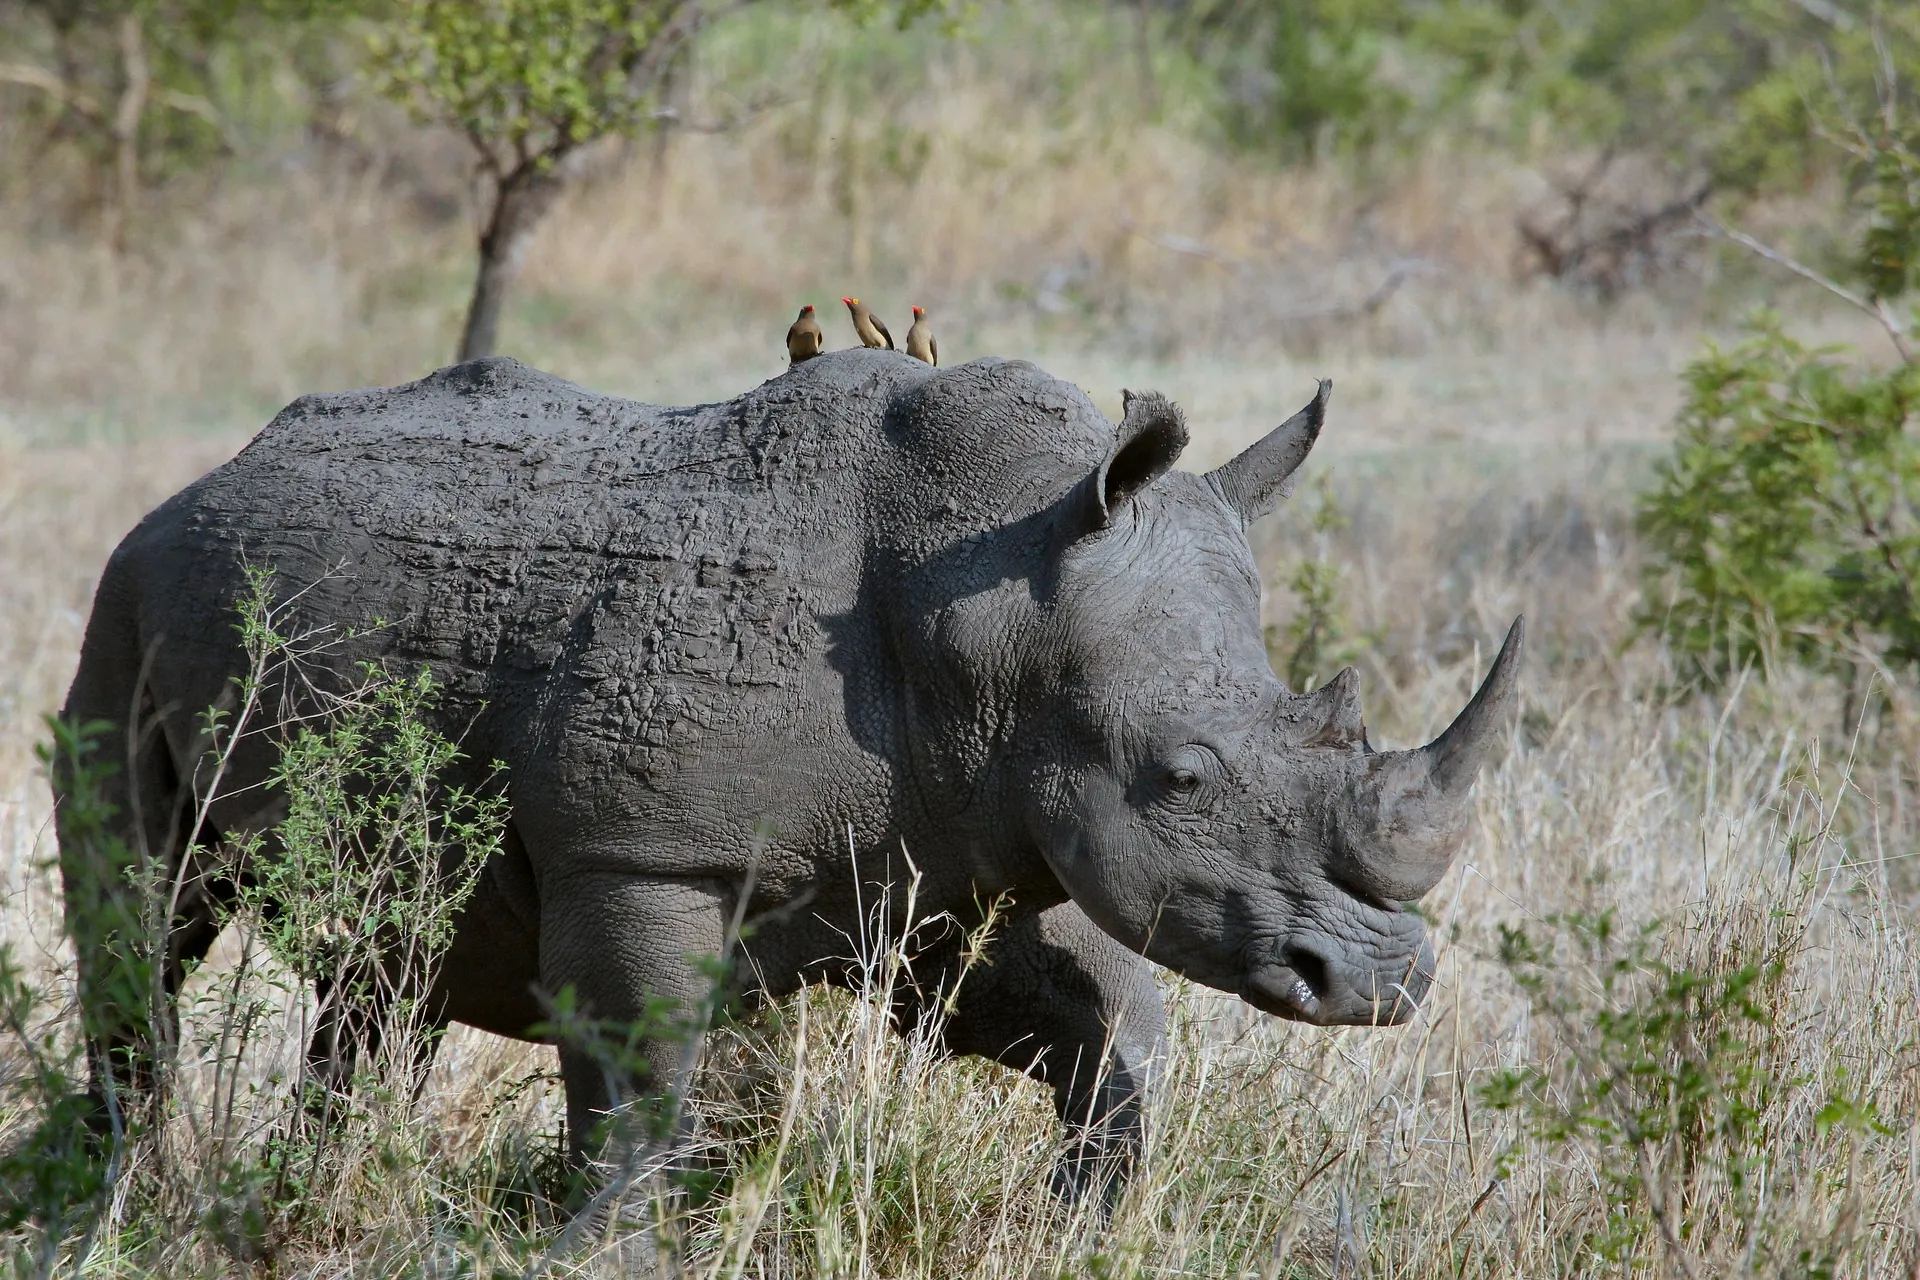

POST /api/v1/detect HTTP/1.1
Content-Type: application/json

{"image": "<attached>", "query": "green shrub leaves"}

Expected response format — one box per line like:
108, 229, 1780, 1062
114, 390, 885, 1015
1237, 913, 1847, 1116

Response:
1636, 316, 1920, 683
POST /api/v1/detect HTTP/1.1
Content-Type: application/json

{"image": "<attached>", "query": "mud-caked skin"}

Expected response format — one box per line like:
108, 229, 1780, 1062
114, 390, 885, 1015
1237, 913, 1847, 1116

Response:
58, 348, 1521, 1202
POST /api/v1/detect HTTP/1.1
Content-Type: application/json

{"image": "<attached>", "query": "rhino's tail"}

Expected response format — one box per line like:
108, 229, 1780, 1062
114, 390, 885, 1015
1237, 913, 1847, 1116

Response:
55, 548, 228, 1118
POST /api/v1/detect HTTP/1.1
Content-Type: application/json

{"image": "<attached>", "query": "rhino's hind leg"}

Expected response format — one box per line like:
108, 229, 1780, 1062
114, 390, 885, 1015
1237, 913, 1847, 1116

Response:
56, 662, 233, 1128
902, 901, 1167, 1209
536, 871, 731, 1176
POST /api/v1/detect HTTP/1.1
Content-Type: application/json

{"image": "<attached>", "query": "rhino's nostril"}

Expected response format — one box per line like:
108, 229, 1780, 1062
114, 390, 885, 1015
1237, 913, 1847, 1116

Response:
1282, 945, 1331, 1001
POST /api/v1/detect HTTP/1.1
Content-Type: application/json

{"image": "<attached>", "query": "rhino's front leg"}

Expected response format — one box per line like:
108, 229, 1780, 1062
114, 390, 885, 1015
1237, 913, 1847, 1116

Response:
913, 901, 1167, 1208
538, 871, 730, 1169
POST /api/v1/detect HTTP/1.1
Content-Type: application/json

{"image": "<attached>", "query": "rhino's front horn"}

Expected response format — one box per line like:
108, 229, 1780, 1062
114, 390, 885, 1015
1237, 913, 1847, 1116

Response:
1206, 379, 1331, 524
1418, 615, 1525, 795
1337, 617, 1524, 903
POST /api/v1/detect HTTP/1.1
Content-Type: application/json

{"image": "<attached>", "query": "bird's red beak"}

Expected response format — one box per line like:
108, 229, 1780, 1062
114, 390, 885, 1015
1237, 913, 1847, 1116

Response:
841, 297, 856, 306
912, 306, 923, 316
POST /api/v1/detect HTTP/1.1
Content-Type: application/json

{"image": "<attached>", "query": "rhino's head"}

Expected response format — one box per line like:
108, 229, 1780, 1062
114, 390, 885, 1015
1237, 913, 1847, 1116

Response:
1009, 382, 1521, 1026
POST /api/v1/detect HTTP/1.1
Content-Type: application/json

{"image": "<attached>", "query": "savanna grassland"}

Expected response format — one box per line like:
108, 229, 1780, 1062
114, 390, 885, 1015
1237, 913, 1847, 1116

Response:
3, 2, 1918, 1275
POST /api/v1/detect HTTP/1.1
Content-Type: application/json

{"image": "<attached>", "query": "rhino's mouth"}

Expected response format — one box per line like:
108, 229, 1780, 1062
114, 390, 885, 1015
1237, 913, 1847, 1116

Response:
1241, 948, 1331, 1023
1241, 943, 1427, 1027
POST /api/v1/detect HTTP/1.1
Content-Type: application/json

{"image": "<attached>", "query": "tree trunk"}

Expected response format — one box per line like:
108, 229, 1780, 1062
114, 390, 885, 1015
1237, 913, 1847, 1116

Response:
105, 11, 148, 255
1132, 0, 1159, 119
457, 159, 569, 363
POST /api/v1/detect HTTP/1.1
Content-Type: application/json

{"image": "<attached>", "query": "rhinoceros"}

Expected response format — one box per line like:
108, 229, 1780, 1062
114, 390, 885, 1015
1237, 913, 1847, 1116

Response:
58, 349, 1519, 1197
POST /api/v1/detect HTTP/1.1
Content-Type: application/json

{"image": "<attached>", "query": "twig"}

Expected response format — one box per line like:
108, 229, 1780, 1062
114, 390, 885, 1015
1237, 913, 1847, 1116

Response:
1698, 216, 1914, 364
1789, 0, 1856, 30
1272, 259, 1438, 325
0, 62, 103, 120
1113, 211, 1246, 274
648, 91, 791, 135
1636, 1139, 1703, 1280
155, 89, 235, 153
1447, 1177, 1502, 1244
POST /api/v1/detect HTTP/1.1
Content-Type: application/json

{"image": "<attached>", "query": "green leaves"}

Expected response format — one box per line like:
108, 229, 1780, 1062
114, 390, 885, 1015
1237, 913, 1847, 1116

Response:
1855, 130, 1920, 303
1270, 475, 1379, 693
1632, 22, 1920, 687
368, 0, 676, 166
0, 948, 108, 1248
1180, 0, 1416, 161
238, 661, 504, 993
1635, 314, 1920, 683
1483, 909, 1789, 1264
1410, 0, 1850, 182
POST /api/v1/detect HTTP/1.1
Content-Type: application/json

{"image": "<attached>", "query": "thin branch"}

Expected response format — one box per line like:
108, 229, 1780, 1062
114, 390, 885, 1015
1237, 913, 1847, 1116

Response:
154, 88, 235, 152
0, 61, 103, 121
1447, 1176, 1503, 1244
1698, 215, 1914, 364
1789, 0, 1856, 30
1274, 259, 1441, 325
1636, 1139, 1704, 1280
1113, 211, 1246, 274
646, 90, 791, 135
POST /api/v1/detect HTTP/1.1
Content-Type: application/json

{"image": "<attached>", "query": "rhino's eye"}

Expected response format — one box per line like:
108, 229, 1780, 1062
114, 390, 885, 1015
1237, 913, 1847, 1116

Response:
1146, 744, 1222, 810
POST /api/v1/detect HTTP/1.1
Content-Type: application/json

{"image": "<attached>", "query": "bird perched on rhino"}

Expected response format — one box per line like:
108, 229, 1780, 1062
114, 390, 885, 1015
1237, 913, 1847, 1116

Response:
905, 305, 937, 366
786, 304, 825, 365
842, 297, 892, 350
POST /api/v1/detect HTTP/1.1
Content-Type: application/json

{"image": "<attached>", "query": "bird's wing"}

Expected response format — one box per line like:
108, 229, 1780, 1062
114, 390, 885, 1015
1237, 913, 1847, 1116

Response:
875, 316, 894, 348
929, 333, 938, 366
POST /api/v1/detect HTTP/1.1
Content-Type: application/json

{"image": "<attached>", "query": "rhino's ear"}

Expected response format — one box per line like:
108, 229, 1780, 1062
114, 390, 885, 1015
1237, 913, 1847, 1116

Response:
1082, 390, 1188, 530
1207, 380, 1330, 525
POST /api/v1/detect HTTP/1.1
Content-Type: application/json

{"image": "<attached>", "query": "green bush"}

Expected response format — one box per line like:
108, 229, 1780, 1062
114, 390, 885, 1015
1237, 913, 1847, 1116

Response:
1268, 475, 1378, 693
1480, 899, 1887, 1272
1635, 316, 1920, 683
1636, 58, 1920, 686
2, 570, 510, 1270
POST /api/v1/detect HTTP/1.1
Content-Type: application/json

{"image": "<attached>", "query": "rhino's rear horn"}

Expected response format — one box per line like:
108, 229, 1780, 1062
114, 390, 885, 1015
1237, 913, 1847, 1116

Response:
1420, 616, 1525, 794
1290, 666, 1365, 747
1207, 380, 1330, 525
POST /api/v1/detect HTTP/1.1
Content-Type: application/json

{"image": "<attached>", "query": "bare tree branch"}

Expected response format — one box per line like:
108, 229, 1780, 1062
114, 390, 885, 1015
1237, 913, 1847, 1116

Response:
647, 89, 791, 135
1698, 216, 1914, 364
1788, 0, 1856, 31
1113, 211, 1246, 274
0, 61, 103, 121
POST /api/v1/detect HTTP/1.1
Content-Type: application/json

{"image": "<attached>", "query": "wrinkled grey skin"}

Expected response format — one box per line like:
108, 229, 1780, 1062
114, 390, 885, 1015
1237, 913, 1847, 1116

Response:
58, 349, 1520, 1201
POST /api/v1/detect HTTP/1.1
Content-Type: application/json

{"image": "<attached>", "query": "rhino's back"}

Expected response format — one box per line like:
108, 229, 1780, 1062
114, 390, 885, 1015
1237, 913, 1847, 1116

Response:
117, 354, 920, 782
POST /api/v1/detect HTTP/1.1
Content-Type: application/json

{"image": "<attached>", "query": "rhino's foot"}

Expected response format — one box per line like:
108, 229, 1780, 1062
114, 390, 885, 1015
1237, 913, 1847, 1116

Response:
1049, 1124, 1140, 1216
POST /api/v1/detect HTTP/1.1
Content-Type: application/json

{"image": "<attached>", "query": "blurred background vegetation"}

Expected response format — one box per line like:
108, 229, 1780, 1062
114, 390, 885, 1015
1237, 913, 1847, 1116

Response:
0, 1, 1907, 409
5, 0, 1919, 686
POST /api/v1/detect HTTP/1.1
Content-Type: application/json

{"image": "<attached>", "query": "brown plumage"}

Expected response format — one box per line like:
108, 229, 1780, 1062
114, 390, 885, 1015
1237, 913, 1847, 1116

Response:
786, 304, 825, 365
842, 296, 892, 350
904, 305, 937, 366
